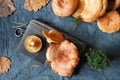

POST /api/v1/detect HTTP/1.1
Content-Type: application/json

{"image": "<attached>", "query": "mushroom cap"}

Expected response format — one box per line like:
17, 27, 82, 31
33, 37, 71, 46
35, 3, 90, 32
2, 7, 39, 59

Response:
42, 29, 64, 43
97, 10, 120, 33
52, 0, 78, 17
24, 35, 42, 53
72, 0, 85, 18
46, 40, 80, 76
73, 0, 108, 22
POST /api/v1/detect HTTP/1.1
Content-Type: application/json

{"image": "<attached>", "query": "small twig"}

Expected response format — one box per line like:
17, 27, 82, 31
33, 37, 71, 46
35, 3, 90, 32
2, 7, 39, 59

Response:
71, 18, 82, 31
26, 64, 39, 72
72, 22, 82, 31
10, 21, 28, 29
10, 21, 27, 25
12, 24, 26, 29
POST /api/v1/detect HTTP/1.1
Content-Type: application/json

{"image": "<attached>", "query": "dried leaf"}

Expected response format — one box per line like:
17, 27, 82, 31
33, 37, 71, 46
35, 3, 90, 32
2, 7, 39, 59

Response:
0, 56, 11, 74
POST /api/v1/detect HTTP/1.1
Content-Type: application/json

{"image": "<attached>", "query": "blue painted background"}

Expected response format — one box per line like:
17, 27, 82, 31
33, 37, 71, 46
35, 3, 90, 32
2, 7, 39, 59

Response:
0, 0, 120, 80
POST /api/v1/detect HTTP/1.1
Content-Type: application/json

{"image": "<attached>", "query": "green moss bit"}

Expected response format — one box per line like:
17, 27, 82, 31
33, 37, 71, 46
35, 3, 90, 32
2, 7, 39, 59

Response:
85, 48, 110, 71
10, 21, 28, 29
71, 18, 82, 31
72, 18, 81, 24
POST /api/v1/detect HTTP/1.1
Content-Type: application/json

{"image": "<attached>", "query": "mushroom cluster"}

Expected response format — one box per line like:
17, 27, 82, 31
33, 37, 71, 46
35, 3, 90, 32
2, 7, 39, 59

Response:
52, 0, 120, 33
42, 29, 80, 76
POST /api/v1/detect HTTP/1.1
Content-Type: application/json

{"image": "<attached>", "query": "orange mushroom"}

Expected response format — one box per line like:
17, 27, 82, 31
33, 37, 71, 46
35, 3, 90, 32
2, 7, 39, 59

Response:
97, 10, 120, 33
24, 35, 42, 53
42, 29, 64, 43
46, 40, 80, 76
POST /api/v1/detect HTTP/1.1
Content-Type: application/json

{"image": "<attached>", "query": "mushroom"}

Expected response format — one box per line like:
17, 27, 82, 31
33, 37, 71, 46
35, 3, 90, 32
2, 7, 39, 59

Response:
24, 35, 42, 53
46, 40, 80, 76
42, 29, 64, 43
52, 0, 78, 17
72, 0, 108, 22
97, 10, 120, 33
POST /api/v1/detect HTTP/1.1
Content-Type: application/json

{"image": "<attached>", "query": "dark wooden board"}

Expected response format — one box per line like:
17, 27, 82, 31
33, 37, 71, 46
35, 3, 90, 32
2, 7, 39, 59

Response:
16, 20, 86, 66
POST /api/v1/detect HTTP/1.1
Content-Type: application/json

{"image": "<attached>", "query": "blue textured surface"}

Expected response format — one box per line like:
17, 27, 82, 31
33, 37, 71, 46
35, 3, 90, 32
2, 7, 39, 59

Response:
0, 0, 120, 80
